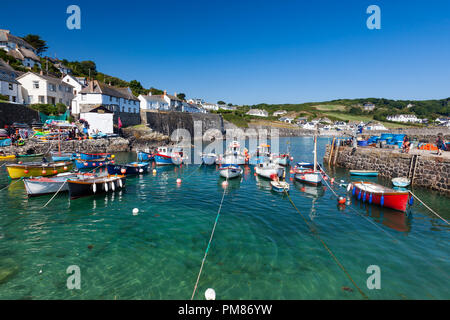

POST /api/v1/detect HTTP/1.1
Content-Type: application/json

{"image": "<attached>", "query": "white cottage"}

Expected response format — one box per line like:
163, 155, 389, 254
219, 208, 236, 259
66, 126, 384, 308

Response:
17, 71, 74, 106
246, 109, 268, 117
0, 58, 22, 103
0, 29, 41, 69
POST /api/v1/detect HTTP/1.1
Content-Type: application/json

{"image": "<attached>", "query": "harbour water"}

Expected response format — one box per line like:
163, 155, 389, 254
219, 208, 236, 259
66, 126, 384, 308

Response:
0, 137, 448, 299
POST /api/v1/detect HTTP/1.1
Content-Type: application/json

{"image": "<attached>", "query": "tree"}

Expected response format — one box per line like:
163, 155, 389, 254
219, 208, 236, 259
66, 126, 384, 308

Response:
227, 103, 233, 106
177, 93, 186, 101
22, 34, 48, 56
217, 101, 226, 105
129, 80, 146, 96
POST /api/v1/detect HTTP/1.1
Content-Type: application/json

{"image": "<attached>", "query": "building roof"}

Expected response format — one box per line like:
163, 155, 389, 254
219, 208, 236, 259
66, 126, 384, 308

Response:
0, 29, 37, 51
6, 49, 24, 61
80, 105, 114, 114
0, 59, 19, 84
140, 95, 168, 104
80, 80, 138, 101
18, 47, 40, 62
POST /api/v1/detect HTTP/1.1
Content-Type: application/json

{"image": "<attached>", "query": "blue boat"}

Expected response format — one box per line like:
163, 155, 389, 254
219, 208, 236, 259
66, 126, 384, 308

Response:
74, 153, 112, 161
107, 162, 149, 175
349, 170, 378, 177
74, 158, 110, 170
154, 147, 173, 166
137, 151, 154, 162
50, 151, 75, 162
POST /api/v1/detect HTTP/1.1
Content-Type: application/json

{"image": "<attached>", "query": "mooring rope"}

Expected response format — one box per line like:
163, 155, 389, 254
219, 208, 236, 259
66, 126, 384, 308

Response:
408, 191, 449, 225
42, 180, 68, 208
0, 177, 23, 192
284, 190, 368, 300
191, 176, 228, 300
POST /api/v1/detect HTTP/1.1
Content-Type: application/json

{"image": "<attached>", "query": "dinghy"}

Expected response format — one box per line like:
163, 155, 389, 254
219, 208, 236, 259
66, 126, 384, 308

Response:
350, 170, 379, 177
249, 144, 271, 165
294, 135, 322, 186
219, 164, 243, 179
6, 161, 74, 179
74, 158, 110, 170
50, 151, 75, 162
107, 162, 149, 175
137, 151, 154, 162
67, 175, 126, 199
271, 180, 290, 193
348, 181, 411, 212
392, 177, 411, 188
171, 147, 187, 165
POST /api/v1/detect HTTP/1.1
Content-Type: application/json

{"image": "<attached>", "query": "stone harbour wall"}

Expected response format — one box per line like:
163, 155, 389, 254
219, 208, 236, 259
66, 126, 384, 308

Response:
0, 102, 40, 127
324, 146, 450, 196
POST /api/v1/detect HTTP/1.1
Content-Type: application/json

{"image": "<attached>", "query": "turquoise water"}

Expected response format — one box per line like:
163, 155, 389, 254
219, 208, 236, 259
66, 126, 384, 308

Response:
0, 137, 448, 300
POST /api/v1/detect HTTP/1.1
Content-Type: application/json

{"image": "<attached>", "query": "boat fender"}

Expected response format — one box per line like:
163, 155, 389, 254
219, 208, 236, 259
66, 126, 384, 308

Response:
139, 169, 143, 173
92, 183, 97, 194
111, 181, 115, 191
118, 179, 123, 188
121, 168, 126, 174
347, 183, 352, 192
409, 196, 414, 206
380, 195, 384, 207
363, 192, 367, 202
369, 193, 373, 204
352, 186, 356, 196
104, 182, 108, 192
338, 197, 346, 204
357, 190, 361, 200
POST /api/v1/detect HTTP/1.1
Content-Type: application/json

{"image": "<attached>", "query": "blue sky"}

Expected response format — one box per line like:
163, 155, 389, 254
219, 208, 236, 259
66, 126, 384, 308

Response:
1, 0, 449, 105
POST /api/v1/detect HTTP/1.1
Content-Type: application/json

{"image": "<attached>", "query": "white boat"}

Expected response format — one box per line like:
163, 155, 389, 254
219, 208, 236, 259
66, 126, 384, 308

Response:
271, 180, 290, 193
201, 153, 217, 165
219, 164, 243, 179
254, 159, 283, 179
23, 172, 77, 197
171, 147, 187, 165
392, 177, 411, 187
218, 141, 247, 165
249, 144, 271, 165
294, 135, 322, 186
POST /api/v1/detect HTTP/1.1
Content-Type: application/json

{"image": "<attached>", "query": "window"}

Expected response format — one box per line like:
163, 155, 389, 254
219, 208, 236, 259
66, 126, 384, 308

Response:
109, 96, 112, 101
12, 96, 16, 102
8, 83, 13, 90
38, 96, 45, 103
59, 85, 63, 91
81, 94, 86, 101
33, 81, 39, 89
49, 84, 56, 92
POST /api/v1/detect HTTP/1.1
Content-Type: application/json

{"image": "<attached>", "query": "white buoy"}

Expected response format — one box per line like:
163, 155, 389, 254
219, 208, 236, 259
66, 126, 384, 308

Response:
205, 288, 216, 300
111, 181, 115, 191
176, 178, 182, 184
153, 169, 157, 174
139, 169, 143, 173
92, 183, 97, 194
118, 179, 123, 188
132, 208, 139, 215
222, 181, 228, 187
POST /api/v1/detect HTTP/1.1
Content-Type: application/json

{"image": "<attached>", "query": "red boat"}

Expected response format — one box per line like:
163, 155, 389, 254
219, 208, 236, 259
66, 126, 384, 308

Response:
349, 181, 411, 212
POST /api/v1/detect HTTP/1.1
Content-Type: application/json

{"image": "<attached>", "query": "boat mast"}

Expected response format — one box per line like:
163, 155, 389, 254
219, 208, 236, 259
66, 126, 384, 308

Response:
313, 133, 317, 173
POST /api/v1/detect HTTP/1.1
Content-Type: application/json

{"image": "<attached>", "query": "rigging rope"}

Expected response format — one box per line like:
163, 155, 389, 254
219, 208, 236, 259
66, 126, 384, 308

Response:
0, 177, 23, 192
191, 175, 228, 300
284, 190, 368, 300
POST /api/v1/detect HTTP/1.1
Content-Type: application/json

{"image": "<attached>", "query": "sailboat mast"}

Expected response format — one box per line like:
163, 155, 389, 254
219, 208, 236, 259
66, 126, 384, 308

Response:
313, 134, 317, 172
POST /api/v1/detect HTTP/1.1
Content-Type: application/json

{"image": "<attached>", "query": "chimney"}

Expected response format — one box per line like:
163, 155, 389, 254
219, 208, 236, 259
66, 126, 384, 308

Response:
174, 92, 177, 98
40, 70, 44, 76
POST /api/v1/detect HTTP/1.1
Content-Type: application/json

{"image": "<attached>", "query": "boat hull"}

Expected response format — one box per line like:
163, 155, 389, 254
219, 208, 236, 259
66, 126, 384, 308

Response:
350, 170, 379, 177
50, 152, 75, 162
0, 155, 16, 161
277, 156, 290, 166
106, 163, 149, 175
75, 153, 111, 160
201, 154, 217, 165
74, 158, 109, 170
351, 182, 410, 212
154, 154, 173, 166
6, 162, 74, 179
294, 171, 322, 185
255, 166, 283, 179
271, 181, 289, 193
68, 175, 126, 199
23, 174, 77, 196
219, 166, 243, 179
137, 151, 153, 162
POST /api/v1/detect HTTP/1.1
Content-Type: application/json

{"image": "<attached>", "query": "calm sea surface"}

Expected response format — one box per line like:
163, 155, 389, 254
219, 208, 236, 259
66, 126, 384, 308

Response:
0, 137, 448, 299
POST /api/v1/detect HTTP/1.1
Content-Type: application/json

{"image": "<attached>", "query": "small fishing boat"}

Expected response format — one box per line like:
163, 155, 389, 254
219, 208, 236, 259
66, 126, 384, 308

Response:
23, 172, 98, 197
350, 170, 379, 177
74, 158, 110, 170
74, 152, 112, 161
218, 141, 247, 165
219, 164, 243, 179
249, 144, 271, 165
276, 153, 291, 166
6, 161, 74, 179
293, 162, 315, 173
107, 162, 149, 175
254, 159, 283, 179
154, 146, 173, 166
271, 180, 290, 193
50, 151, 75, 162
201, 153, 217, 165
0, 154, 16, 161
16, 153, 44, 158
171, 147, 187, 165
67, 174, 126, 199
348, 181, 411, 212
294, 135, 322, 186
392, 177, 411, 188
137, 151, 154, 162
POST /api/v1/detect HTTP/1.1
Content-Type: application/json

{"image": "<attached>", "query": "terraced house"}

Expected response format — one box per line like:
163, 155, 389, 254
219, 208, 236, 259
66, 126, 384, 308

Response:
0, 29, 41, 69
16, 71, 74, 106
0, 58, 21, 103
72, 80, 139, 114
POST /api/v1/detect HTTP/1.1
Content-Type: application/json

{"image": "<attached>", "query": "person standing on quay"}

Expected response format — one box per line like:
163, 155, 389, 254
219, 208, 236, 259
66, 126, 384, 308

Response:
436, 135, 446, 156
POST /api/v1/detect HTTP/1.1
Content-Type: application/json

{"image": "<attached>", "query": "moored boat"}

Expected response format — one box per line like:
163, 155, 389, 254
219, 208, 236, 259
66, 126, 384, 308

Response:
254, 160, 283, 179
219, 164, 243, 179
249, 144, 271, 165
154, 146, 173, 166
171, 148, 187, 165
271, 180, 290, 193
107, 162, 149, 175
137, 151, 154, 162
0, 154, 16, 161
276, 154, 291, 166
350, 170, 379, 177
201, 153, 217, 165
348, 181, 411, 212
50, 151, 75, 162
218, 141, 247, 165
74, 158, 110, 170
67, 174, 126, 199
392, 177, 411, 188
294, 135, 322, 186
6, 161, 74, 179
74, 152, 112, 160
16, 153, 44, 158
